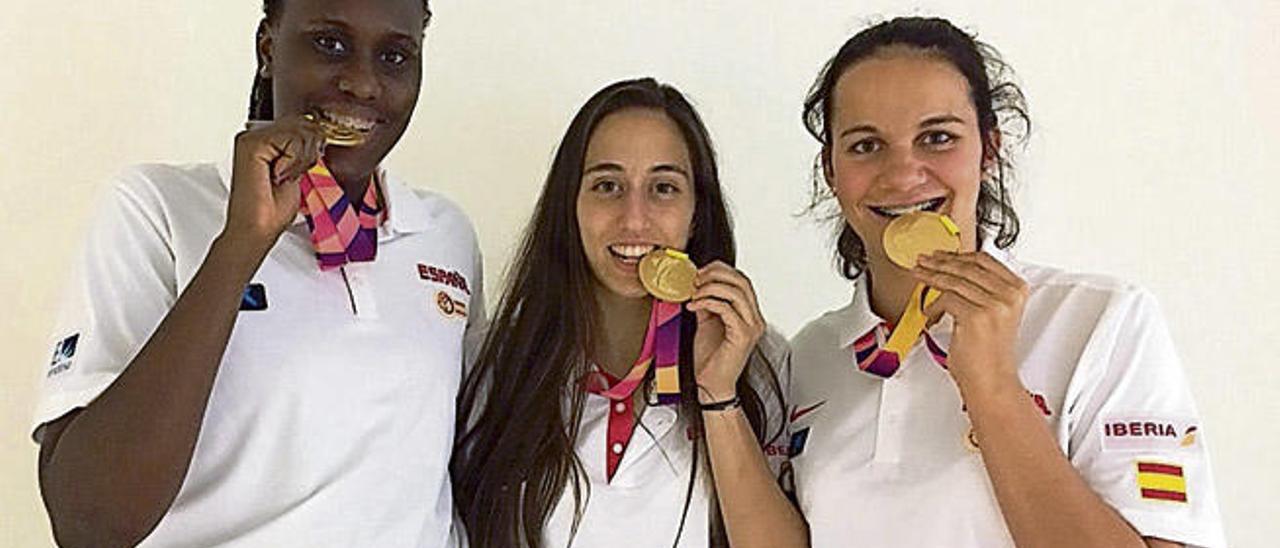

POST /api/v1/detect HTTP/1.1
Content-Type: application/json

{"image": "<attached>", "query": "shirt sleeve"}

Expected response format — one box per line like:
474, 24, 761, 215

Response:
753, 326, 793, 481
32, 168, 179, 442
1067, 289, 1227, 548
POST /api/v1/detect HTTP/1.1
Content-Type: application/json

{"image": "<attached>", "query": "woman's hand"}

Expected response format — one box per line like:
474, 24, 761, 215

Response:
687, 261, 765, 404
912, 250, 1028, 396
224, 116, 327, 250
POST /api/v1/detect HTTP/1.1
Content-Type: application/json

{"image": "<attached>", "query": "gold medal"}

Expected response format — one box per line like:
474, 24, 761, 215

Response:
304, 112, 368, 147
883, 211, 961, 269
639, 248, 697, 303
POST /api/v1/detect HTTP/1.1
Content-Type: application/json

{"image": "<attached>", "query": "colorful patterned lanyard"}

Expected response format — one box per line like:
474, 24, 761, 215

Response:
853, 283, 949, 377
298, 158, 383, 270
583, 300, 683, 481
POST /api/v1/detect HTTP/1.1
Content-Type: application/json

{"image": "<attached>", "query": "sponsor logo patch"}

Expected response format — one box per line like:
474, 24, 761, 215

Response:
418, 263, 471, 295
435, 290, 468, 319
789, 427, 811, 457
1102, 416, 1199, 452
1136, 461, 1187, 503
48, 333, 80, 378
240, 283, 268, 311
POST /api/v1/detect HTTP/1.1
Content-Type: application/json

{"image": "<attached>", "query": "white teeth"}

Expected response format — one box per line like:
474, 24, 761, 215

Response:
320, 110, 376, 132
871, 197, 944, 217
609, 244, 656, 259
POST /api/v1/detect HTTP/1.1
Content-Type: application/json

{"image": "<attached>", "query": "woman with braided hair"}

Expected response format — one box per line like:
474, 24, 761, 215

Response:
33, 1, 485, 546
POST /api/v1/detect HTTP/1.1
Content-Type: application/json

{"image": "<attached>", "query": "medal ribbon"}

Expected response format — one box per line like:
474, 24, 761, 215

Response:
853, 283, 948, 377
582, 299, 683, 481
298, 158, 382, 270
652, 300, 682, 405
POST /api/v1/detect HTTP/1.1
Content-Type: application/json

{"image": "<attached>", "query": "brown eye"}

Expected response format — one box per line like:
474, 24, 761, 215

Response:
654, 181, 682, 195
314, 35, 348, 55
591, 179, 621, 194
849, 138, 880, 155
921, 131, 957, 146
381, 50, 409, 66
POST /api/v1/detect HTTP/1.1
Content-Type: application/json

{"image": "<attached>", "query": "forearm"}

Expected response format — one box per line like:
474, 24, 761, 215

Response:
962, 377, 1145, 548
703, 406, 808, 548
40, 233, 269, 546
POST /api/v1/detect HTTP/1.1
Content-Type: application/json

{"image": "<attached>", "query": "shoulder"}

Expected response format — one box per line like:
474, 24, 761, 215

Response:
789, 302, 854, 356
384, 174, 479, 242
104, 162, 225, 213
87, 162, 225, 242
1016, 259, 1161, 327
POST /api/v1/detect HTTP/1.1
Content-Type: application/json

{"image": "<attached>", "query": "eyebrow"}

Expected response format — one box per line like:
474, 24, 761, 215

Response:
305, 18, 421, 45
582, 162, 691, 179
920, 114, 966, 128
651, 164, 690, 179
837, 124, 878, 141
583, 162, 625, 176
837, 114, 967, 140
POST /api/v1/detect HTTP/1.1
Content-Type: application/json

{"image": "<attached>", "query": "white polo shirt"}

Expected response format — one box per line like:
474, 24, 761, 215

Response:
34, 160, 485, 547
788, 246, 1225, 548
543, 328, 792, 548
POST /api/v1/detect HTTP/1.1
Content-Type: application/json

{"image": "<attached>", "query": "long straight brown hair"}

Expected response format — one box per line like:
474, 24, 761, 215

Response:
452, 78, 786, 547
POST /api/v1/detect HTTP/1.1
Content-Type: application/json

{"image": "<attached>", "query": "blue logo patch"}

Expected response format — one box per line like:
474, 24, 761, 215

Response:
48, 334, 80, 377
240, 283, 268, 311
790, 427, 811, 457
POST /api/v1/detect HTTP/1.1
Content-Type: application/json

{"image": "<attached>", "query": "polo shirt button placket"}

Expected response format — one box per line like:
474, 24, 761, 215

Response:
874, 377, 905, 464
604, 396, 634, 481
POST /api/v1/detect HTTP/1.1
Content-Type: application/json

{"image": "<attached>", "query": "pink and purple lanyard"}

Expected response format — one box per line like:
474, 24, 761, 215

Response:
853, 322, 948, 376
298, 158, 383, 270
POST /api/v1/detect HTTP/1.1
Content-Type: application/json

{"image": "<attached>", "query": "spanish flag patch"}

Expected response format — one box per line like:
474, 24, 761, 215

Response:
1136, 461, 1187, 503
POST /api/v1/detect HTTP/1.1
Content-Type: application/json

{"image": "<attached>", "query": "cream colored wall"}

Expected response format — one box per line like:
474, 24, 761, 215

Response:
3, 1, 1276, 546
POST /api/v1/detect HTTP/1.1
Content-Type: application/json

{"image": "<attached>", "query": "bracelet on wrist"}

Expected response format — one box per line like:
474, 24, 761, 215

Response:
699, 395, 741, 412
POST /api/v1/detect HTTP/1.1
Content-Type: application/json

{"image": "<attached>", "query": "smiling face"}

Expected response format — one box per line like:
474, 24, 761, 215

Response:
258, 0, 426, 183
577, 108, 697, 300
826, 47, 986, 272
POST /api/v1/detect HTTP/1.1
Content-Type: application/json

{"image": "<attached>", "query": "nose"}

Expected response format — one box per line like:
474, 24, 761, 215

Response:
618, 185, 652, 232
336, 58, 380, 102
878, 146, 928, 191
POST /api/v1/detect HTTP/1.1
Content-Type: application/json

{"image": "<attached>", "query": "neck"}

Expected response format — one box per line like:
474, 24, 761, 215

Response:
865, 261, 922, 325
590, 287, 653, 379
322, 155, 376, 201
333, 170, 374, 201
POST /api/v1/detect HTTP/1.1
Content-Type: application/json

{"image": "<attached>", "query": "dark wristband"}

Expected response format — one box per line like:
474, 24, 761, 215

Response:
699, 395, 741, 412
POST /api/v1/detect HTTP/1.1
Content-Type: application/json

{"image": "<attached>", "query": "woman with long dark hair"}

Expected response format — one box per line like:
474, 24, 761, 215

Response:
452, 78, 807, 547
33, 1, 484, 546
787, 16, 1225, 548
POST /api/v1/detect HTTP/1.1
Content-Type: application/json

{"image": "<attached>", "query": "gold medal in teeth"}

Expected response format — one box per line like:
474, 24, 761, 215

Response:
639, 248, 698, 303
882, 211, 962, 269
304, 112, 367, 147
